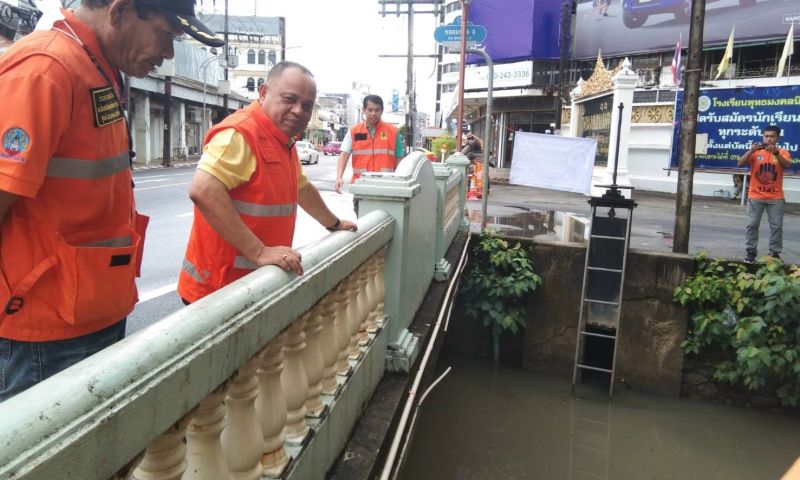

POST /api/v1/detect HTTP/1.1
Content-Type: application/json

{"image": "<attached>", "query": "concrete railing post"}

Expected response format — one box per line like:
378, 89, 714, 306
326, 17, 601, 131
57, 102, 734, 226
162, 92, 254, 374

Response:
445, 153, 470, 231
350, 152, 436, 372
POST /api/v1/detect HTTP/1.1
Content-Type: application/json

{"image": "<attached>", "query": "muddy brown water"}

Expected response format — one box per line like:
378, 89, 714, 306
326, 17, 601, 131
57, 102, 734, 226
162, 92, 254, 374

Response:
400, 352, 800, 480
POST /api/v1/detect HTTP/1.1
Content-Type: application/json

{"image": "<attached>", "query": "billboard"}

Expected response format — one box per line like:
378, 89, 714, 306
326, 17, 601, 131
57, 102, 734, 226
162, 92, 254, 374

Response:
670, 85, 800, 173
574, 0, 798, 59
468, 0, 563, 64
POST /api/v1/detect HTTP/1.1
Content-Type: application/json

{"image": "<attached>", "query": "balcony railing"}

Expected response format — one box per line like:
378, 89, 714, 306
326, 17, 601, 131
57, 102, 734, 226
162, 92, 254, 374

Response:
0, 152, 470, 480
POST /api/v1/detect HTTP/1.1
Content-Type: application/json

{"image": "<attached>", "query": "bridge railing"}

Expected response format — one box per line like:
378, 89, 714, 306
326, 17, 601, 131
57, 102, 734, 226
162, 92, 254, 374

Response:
0, 153, 467, 480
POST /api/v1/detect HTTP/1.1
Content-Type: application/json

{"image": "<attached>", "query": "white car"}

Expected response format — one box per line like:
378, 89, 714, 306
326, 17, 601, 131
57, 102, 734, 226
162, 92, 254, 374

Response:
296, 141, 319, 165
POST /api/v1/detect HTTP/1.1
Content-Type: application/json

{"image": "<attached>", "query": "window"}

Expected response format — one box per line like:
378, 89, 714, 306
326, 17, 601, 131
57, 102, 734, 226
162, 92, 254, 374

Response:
268, 50, 277, 65
246, 77, 255, 92
257, 78, 265, 88
258, 50, 266, 65
247, 49, 256, 64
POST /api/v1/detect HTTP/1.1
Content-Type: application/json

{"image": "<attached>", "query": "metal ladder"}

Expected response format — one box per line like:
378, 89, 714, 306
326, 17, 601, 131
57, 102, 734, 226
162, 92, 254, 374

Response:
571, 193, 636, 398
568, 395, 612, 480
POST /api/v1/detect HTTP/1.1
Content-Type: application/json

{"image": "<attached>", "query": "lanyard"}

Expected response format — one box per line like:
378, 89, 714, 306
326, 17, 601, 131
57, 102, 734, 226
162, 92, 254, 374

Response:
53, 21, 136, 176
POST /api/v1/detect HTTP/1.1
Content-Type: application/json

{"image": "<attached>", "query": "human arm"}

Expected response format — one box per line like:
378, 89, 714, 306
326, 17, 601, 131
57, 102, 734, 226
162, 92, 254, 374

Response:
335, 151, 351, 193
737, 143, 760, 167
298, 182, 357, 232
193, 130, 303, 274
765, 146, 792, 169
189, 170, 303, 275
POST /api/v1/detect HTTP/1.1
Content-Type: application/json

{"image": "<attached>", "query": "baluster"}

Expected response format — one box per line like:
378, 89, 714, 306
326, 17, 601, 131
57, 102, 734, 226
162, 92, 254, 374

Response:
366, 254, 380, 334
333, 282, 352, 376
356, 264, 371, 346
256, 333, 290, 477
317, 292, 340, 395
302, 308, 326, 417
184, 381, 230, 480
222, 355, 263, 480
376, 247, 387, 327
281, 316, 310, 443
132, 411, 195, 480
345, 275, 363, 360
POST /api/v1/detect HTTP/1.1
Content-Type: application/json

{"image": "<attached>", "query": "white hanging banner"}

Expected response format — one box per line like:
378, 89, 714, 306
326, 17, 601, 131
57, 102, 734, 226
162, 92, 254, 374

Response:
509, 132, 597, 195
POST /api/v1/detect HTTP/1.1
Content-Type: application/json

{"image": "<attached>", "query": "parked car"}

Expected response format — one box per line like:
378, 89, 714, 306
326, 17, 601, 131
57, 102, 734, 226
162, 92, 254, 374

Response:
296, 141, 319, 165
622, 0, 755, 28
414, 147, 437, 162
323, 141, 342, 156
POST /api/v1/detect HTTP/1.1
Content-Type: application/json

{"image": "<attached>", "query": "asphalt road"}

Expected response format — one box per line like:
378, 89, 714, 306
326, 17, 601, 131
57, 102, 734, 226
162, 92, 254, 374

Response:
126, 153, 353, 334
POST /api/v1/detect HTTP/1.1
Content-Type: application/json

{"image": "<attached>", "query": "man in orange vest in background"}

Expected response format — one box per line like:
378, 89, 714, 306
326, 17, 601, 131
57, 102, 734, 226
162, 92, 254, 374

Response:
177, 61, 357, 304
737, 125, 792, 264
334, 95, 403, 212
0, 0, 224, 402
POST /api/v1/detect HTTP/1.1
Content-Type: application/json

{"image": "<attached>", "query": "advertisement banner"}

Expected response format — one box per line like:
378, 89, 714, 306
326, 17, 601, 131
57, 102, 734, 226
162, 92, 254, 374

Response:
670, 85, 800, 173
464, 61, 533, 90
468, 0, 561, 63
574, 0, 798, 59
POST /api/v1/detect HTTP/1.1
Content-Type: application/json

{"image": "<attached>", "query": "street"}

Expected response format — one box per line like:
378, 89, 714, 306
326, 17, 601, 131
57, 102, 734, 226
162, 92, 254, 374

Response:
126, 152, 354, 334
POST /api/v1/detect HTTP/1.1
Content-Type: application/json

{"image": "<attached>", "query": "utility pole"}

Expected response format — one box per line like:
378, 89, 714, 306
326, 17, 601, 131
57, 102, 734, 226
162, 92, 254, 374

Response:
378, 1, 441, 151
434, 5, 445, 126
554, 0, 574, 132
405, 1, 414, 152
222, 0, 229, 117
456, 0, 470, 149
673, 0, 707, 253
162, 75, 172, 167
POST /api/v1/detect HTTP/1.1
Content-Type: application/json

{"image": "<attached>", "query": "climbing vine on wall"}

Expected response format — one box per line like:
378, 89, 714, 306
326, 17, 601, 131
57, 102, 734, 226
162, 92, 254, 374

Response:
674, 254, 800, 407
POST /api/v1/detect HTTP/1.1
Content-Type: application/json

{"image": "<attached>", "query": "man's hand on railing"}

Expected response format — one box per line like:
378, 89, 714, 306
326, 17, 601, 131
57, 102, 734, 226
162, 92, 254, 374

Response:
254, 245, 303, 275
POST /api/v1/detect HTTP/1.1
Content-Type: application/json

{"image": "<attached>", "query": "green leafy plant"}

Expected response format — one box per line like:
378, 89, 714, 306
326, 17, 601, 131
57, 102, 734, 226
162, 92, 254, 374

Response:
460, 229, 542, 362
431, 135, 457, 157
674, 253, 800, 406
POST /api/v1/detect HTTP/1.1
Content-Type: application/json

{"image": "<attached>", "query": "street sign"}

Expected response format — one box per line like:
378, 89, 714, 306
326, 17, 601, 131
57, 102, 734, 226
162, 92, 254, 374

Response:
433, 17, 487, 50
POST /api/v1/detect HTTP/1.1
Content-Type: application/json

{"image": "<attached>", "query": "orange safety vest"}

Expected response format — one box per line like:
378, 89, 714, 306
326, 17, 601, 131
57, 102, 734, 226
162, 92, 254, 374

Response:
0, 15, 146, 341
349, 121, 398, 183
748, 147, 789, 201
178, 102, 299, 303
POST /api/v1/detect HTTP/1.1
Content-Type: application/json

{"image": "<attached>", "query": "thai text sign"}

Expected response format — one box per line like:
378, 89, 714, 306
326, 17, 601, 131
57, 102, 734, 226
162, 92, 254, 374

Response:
670, 86, 800, 173
580, 94, 613, 166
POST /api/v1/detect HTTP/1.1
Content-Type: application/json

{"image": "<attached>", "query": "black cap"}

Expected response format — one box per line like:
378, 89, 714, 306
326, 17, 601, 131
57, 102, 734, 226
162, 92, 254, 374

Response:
137, 0, 224, 47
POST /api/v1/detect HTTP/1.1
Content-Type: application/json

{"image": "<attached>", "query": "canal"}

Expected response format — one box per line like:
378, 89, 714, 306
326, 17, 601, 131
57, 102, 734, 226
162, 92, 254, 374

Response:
401, 351, 800, 480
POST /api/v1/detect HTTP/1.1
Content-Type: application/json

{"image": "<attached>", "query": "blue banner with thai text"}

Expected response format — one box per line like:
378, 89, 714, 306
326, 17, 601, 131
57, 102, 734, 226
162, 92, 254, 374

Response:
670, 85, 800, 174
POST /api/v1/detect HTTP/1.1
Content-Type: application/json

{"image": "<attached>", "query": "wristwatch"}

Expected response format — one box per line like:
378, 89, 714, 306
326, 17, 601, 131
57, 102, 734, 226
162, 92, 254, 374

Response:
326, 217, 341, 232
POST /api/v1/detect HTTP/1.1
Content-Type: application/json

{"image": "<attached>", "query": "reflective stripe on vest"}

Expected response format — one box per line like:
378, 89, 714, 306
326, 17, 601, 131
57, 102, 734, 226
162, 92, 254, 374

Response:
46, 152, 130, 179
350, 148, 395, 156
80, 235, 133, 248
233, 256, 258, 270
353, 167, 392, 175
232, 199, 296, 217
182, 258, 209, 284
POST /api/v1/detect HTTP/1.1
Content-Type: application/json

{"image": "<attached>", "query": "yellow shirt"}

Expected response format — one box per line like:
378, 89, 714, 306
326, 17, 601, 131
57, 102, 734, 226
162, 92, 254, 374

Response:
198, 128, 308, 190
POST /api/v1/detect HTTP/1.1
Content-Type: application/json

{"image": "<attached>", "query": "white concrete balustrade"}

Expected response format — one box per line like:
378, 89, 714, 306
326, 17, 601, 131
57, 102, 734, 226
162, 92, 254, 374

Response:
0, 154, 465, 480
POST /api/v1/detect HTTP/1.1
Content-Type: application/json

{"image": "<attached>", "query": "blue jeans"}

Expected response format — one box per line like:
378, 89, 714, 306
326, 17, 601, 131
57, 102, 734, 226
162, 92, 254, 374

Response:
0, 319, 126, 402
745, 198, 784, 256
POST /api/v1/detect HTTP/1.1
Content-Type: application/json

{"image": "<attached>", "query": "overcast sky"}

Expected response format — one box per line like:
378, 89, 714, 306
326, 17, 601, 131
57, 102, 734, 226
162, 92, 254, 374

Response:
200, 0, 440, 118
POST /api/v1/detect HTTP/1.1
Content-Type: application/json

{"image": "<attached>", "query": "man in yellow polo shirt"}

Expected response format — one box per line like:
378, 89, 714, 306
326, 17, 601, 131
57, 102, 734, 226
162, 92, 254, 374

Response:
178, 61, 356, 303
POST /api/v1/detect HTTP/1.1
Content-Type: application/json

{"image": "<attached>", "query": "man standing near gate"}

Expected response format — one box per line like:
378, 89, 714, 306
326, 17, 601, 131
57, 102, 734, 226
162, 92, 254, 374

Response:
334, 95, 403, 211
737, 125, 792, 263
